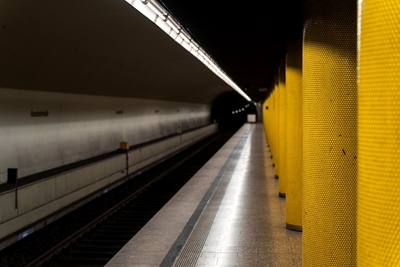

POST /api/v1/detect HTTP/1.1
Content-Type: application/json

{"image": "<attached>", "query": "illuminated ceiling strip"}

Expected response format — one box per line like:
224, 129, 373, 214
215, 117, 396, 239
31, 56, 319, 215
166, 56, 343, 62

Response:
147, 2, 166, 20
166, 19, 180, 33
127, 0, 252, 102
179, 31, 191, 43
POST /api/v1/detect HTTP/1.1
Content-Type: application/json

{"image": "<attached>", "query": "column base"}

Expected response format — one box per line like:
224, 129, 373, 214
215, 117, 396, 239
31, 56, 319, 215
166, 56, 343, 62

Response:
286, 223, 302, 232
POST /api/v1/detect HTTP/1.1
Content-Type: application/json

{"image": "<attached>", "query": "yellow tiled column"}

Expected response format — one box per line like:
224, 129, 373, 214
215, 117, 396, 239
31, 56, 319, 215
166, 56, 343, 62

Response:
267, 89, 275, 166
274, 75, 280, 179
358, 1, 400, 266
285, 40, 303, 231
278, 60, 287, 198
262, 96, 271, 142
303, 0, 357, 266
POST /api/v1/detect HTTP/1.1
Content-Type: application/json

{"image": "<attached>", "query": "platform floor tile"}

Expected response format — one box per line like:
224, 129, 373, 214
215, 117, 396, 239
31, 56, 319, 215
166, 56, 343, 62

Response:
106, 124, 301, 267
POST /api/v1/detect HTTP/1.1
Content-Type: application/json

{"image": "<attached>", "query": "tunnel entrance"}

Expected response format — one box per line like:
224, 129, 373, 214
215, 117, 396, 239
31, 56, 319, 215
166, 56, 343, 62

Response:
211, 91, 257, 132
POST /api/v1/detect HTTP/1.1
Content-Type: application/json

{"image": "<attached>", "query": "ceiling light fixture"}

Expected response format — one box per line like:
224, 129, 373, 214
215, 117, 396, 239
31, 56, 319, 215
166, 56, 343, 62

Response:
166, 19, 180, 33
145, 2, 166, 20
130, 0, 252, 102
179, 31, 190, 43
190, 41, 199, 51
198, 50, 206, 58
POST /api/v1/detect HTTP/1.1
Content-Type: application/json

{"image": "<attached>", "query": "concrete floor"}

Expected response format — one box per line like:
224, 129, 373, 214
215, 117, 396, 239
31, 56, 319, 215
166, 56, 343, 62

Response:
105, 123, 302, 267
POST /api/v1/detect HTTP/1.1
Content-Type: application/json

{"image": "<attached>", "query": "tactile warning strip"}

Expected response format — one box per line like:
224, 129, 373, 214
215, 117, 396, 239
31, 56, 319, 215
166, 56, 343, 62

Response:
171, 127, 251, 267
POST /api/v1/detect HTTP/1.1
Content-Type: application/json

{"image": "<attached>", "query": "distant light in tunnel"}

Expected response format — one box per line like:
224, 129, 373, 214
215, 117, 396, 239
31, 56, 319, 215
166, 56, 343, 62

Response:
128, 0, 252, 102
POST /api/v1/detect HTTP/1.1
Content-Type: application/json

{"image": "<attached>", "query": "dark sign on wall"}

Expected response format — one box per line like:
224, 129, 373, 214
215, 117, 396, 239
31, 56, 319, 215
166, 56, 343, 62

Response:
31, 110, 49, 117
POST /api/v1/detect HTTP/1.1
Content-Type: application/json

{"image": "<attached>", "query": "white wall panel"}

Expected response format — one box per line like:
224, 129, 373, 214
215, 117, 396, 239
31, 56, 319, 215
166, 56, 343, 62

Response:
0, 88, 211, 183
18, 179, 56, 214
0, 123, 218, 241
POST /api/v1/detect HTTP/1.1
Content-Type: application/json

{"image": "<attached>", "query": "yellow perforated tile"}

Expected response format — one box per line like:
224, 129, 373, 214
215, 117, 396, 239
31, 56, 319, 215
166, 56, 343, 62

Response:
278, 60, 287, 197
303, 0, 357, 266
285, 40, 302, 230
262, 98, 269, 141
272, 82, 278, 170
268, 89, 276, 167
274, 76, 281, 178
358, 1, 400, 266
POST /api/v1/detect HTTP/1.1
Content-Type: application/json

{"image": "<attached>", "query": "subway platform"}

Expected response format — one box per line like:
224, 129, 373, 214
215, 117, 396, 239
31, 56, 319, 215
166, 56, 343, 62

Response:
105, 123, 302, 267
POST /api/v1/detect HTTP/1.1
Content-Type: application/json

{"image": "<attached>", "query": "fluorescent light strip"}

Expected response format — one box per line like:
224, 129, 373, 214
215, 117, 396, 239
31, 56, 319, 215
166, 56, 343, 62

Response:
167, 19, 180, 33
179, 31, 191, 43
146, 2, 166, 20
148, 0, 167, 14
190, 42, 199, 51
128, 0, 252, 102
198, 50, 206, 58
167, 16, 180, 30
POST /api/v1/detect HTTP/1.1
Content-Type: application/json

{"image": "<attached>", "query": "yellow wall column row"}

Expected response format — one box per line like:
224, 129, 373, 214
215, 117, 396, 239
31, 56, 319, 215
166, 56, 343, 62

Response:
263, 1, 400, 266
262, 53, 302, 229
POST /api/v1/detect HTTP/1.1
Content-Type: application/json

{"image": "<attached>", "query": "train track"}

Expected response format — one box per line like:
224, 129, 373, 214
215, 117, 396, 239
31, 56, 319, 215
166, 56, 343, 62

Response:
0, 132, 232, 267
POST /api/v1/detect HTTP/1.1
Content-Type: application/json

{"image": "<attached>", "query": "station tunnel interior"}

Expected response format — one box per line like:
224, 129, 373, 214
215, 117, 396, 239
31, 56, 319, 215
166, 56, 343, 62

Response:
210, 91, 257, 132
1, 0, 400, 266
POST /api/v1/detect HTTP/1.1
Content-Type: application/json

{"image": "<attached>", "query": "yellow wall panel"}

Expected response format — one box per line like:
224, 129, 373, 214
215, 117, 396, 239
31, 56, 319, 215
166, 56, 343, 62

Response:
358, 1, 400, 266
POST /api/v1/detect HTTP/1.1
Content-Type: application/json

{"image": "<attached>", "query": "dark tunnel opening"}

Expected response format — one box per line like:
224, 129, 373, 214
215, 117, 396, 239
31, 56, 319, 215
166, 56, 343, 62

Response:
210, 91, 257, 132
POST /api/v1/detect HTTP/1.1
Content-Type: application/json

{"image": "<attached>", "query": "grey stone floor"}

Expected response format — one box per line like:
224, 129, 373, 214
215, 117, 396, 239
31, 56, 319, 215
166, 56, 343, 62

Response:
105, 124, 302, 267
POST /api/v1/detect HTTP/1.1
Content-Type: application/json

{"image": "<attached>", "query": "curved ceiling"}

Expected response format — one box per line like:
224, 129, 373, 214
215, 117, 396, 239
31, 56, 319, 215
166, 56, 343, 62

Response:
0, 0, 236, 104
